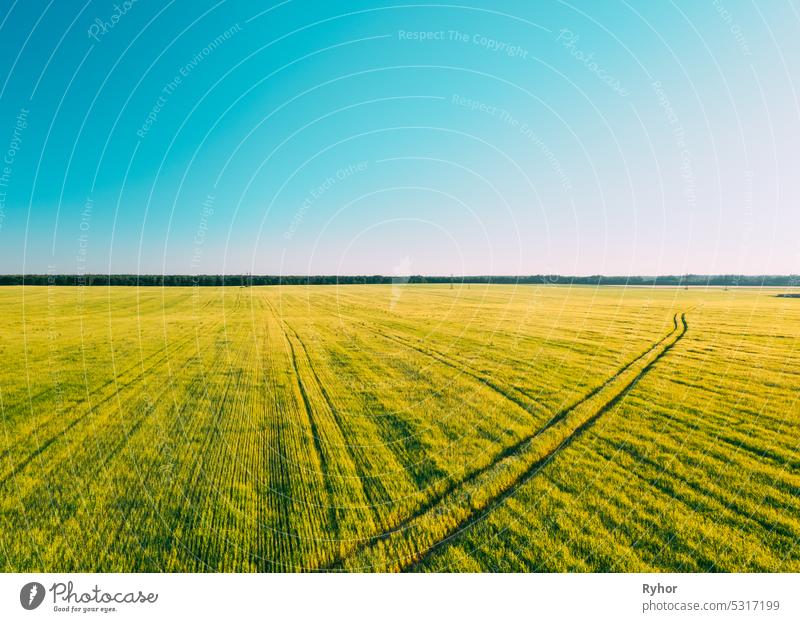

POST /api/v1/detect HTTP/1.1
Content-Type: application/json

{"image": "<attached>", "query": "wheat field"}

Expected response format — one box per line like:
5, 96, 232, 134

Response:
0, 284, 797, 571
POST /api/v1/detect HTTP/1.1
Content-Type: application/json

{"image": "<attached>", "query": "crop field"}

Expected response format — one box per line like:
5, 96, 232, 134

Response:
0, 284, 798, 572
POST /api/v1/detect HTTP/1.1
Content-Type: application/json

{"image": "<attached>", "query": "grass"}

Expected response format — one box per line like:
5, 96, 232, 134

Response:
0, 284, 797, 571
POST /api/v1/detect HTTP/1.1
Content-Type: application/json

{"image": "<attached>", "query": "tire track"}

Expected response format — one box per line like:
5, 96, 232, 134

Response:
264, 298, 340, 532
282, 322, 384, 506
332, 307, 672, 427
335, 312, 688, 571
323, 312, 682, 569
374, 317, 678, 429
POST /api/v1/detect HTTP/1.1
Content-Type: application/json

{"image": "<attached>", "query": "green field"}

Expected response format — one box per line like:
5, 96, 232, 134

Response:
0, 284, 798, 571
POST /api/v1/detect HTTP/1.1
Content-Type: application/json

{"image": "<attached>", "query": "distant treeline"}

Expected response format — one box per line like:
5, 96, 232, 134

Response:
1, 274, 798, 287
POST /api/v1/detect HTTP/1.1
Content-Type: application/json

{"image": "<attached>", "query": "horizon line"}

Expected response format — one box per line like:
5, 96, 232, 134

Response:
1, 273, 798, 278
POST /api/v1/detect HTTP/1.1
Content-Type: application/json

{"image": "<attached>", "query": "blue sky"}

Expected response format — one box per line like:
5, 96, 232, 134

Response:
0, 0, 798, 275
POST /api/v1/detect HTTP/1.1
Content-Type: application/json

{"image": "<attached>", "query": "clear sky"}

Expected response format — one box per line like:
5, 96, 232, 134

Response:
0, 0, 798, 276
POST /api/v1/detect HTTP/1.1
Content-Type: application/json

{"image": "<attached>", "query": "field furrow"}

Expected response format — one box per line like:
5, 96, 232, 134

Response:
337, 313, 688, 570
2, 285, 797, 572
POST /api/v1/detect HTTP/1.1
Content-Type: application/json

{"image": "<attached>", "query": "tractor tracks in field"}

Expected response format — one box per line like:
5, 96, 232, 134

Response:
282, 323, 378, 489
267, 302, 336, 510
265, 298, 380, 537
332, 311, 689, 571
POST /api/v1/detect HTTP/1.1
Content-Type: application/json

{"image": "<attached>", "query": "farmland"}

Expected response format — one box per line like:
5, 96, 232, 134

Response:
0, 284, 798, 571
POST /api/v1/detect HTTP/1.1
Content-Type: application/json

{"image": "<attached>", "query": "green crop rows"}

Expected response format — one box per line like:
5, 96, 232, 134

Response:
0, 285, 797, 571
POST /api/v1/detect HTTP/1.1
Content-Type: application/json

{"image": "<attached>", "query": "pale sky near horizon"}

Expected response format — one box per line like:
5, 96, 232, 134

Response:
0, 1, 798, 276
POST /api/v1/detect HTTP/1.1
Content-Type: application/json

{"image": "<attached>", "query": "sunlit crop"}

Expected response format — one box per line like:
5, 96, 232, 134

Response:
1, 284, 797, 571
